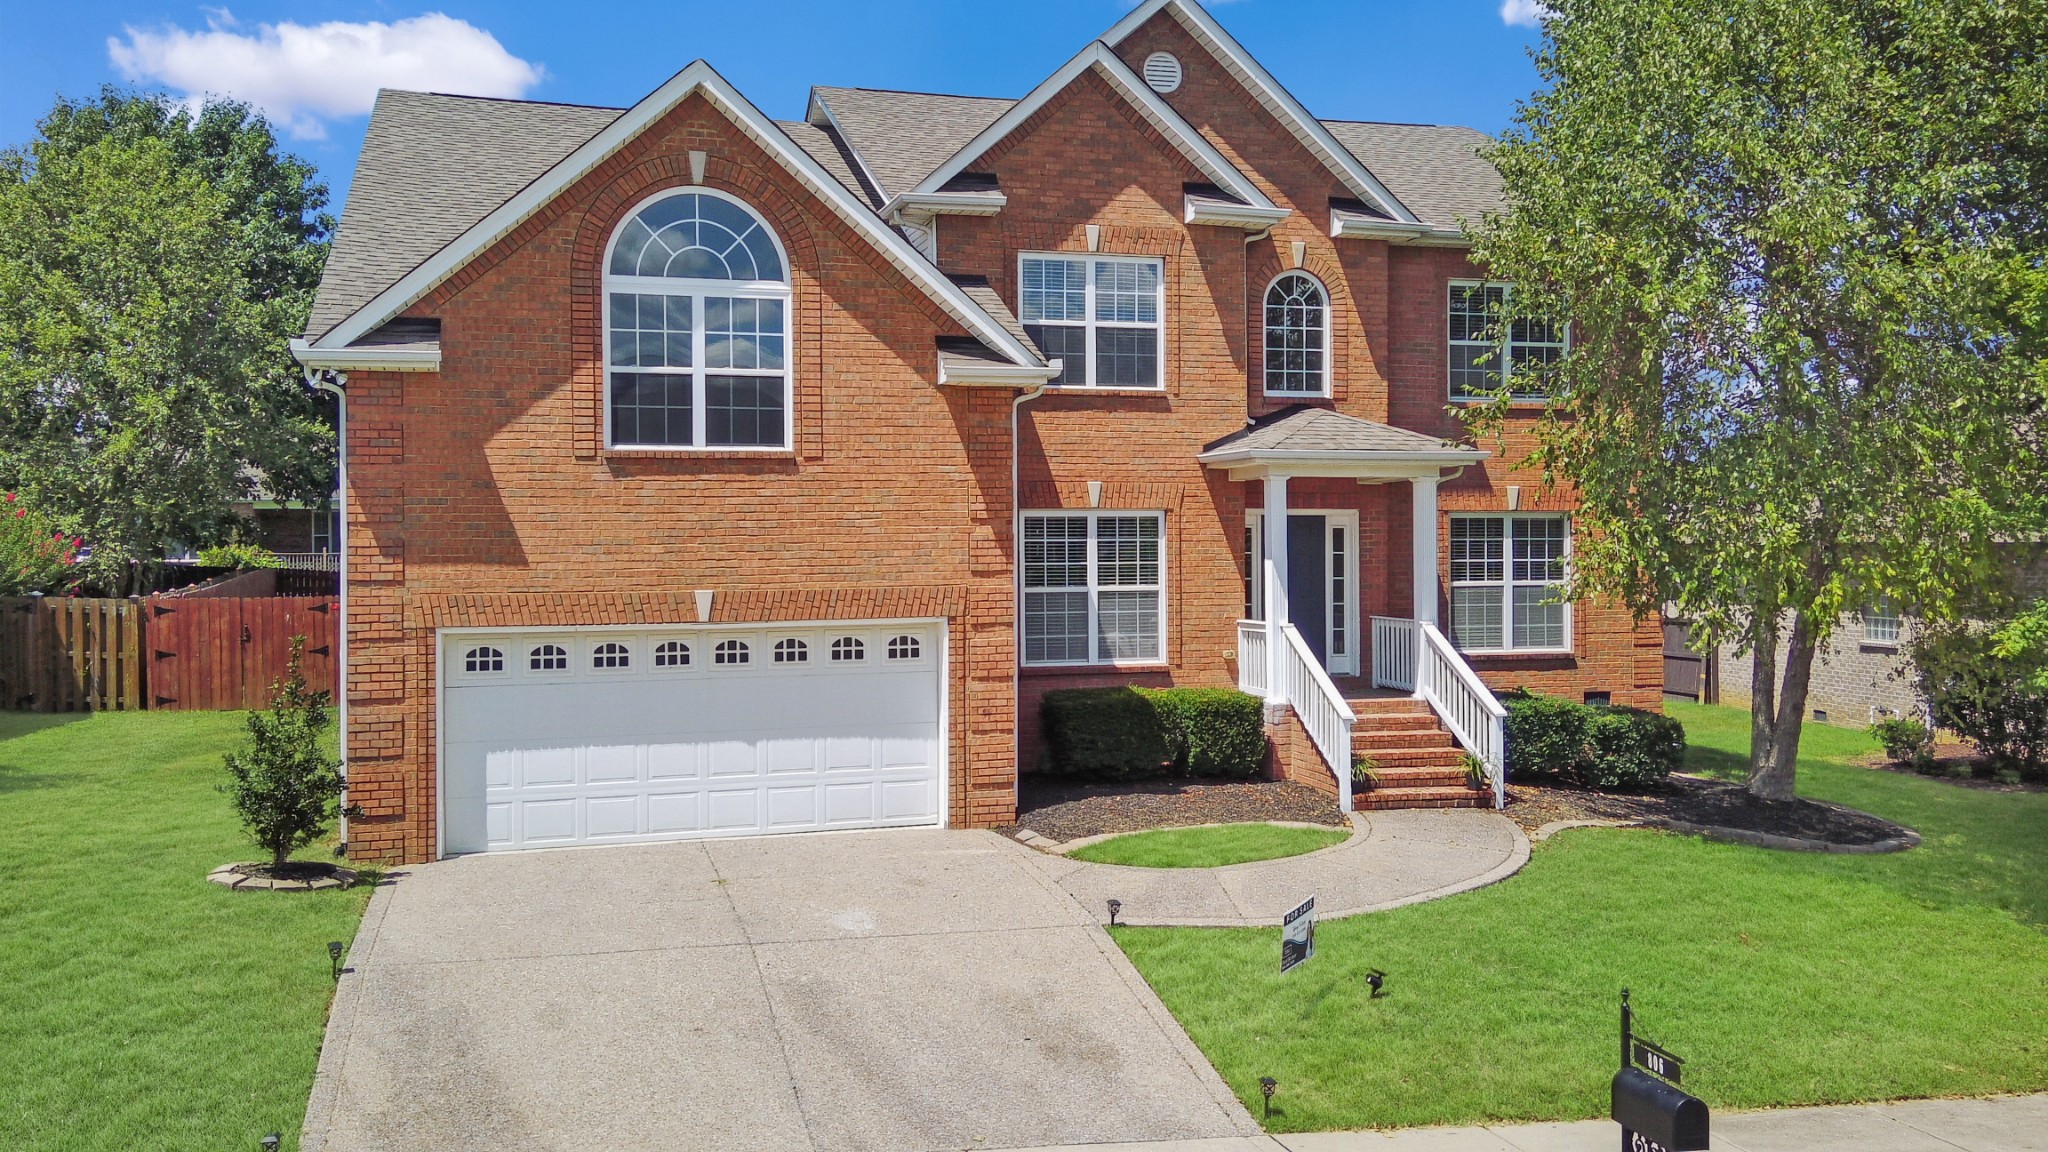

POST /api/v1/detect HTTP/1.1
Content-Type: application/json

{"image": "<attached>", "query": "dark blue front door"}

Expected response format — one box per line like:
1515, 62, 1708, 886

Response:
1287, 514, 1328, 666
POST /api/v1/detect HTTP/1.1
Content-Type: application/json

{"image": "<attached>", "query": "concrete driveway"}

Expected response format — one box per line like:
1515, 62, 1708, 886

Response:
303, 830, 1257, 1152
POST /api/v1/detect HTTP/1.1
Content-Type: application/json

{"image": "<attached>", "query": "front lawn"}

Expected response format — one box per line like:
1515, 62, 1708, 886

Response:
1113, 702, 2048, 1132
1068, 822, 1351, 868
0, 711, 369, 1152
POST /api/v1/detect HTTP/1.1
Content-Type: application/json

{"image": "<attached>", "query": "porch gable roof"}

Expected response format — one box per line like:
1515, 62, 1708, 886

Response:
1198, 405, 1488, 479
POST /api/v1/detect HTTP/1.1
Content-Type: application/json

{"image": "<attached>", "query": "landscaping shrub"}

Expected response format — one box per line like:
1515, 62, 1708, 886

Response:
1040, 686, 1266, 781
1869, 716, 1936, 771
221, 637, 358, 869
1502, 690, 1683, 791
0, 491, 80, 595
1912, 624, 2048, 781
196, 542, 282, 570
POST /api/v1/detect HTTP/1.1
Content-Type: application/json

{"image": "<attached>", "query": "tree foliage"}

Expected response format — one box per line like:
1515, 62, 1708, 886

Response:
1471, 0, 2048, 797
0, 89, 333, 593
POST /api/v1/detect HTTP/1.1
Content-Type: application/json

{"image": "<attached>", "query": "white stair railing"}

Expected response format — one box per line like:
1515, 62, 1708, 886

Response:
1236, 619, 1268, 696
1278, 622, 1357, 813
1371, 616, 1418, 691
1414, 622, 1509, 809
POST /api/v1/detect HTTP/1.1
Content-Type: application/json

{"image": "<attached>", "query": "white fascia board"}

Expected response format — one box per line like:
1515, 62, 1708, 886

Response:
315, 62, 1044, 370
1185, 197, 1291, 229
1104, 0, 1421, 225
1331, 210, 1470, 246
909, 42, 1278, 216
886, 191, 1010, 219
938, 356, 1066, 387
291, 338, 441, 373
804, 89, 892, 207
1197, 445, 1490, 471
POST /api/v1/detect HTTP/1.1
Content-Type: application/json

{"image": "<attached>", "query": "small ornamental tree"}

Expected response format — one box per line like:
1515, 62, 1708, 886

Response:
0, 491, 79, 594
222, 636, 355, 872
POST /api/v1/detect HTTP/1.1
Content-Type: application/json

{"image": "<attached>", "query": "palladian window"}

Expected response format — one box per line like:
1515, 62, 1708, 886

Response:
606, 191, 791, 450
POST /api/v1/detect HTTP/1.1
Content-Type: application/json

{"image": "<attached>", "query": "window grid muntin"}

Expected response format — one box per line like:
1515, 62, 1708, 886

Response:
654, 640, 690, 668
1021, 511, 1167, 666
1448, 515, 1570, 652
1864, 601, 1902, 645
1264, 272, 1330, 396
604, 191, 791, 451
1449, 280, 1564, 401
529, 644, 568, 671
591, 642, 631, 669
831, 637, 865, 662
1019, 253, 1165, 389
464, 646, 504, 673
773, 637, 809, 664
714, 639, 750, 665
887, 635, 921, 660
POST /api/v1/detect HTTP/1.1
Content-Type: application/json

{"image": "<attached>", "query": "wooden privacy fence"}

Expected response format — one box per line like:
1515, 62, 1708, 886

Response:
0, 597, 146, 712
1662, 619, 1719, 704
146, 595, 337, 710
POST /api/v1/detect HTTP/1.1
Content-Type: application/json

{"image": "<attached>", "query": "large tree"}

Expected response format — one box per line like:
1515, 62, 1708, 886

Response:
0, 89, 333, 593
1471, 0, 2048, 798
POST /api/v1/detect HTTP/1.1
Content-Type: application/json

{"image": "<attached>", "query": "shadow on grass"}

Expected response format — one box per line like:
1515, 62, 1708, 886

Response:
0, 765, 86, 795
1684, 743, 1750, 784
0, 711, 90, 742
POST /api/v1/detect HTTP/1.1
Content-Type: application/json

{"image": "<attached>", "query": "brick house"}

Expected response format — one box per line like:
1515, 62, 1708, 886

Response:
293, 0, 1661, 864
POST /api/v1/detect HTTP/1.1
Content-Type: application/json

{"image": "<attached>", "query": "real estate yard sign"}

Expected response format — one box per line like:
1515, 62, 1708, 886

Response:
1281, 896, 1315, 972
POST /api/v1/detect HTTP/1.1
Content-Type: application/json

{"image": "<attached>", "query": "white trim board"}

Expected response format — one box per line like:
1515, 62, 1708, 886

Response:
309, 60, 1045, 372
1103, 0, 1419, 224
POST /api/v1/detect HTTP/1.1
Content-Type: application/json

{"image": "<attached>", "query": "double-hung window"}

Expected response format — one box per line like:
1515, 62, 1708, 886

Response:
1020, 254, 1164, 388
605, 190, 792, 450
1449, 281, 1565, 401
1022, 511, 1165, 665
1448, 515, 1570, 652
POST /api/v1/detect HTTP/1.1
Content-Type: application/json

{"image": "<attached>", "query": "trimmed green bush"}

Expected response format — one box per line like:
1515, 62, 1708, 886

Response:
1502, 690, 1683, 791
1912, 623, 2048, 781
1869, 716, 1936, 771
1040, 686, 1267, 781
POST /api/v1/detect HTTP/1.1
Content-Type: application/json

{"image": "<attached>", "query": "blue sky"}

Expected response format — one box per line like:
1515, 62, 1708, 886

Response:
2, 1, 1550, 213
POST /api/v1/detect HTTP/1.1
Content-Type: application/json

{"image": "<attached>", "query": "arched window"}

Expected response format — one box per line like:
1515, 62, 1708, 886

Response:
714, 639, 750, 666
605, 190, 791, 451
592, 642, 631, 669
464, 646, 504, 673
887, 635, 921, 661
654, 640, 690, 668
830, 637, 865, 662
1264, 272, 1329, 396
529, 644, 568, 671
773, 638, 808, 664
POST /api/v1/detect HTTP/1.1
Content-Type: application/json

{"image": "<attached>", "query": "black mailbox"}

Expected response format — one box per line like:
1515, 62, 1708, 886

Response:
1611, 1067, 1710, 1151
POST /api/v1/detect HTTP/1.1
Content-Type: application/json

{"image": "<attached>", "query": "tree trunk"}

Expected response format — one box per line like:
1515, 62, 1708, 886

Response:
1750, 609, 1819, 800
1748, 611, 1779, 781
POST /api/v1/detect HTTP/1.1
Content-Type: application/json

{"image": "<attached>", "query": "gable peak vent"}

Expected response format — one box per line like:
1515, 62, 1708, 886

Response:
1143, 52, 1184, 94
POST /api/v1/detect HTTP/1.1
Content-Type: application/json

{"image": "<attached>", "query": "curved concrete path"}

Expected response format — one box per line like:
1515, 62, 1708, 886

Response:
1011, 809, 1530, 927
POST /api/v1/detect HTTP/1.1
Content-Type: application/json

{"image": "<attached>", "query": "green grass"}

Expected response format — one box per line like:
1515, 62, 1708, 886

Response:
1113, 702, 2048, 1132
0, 711, 371, 1152
1067, 822, 1352, 868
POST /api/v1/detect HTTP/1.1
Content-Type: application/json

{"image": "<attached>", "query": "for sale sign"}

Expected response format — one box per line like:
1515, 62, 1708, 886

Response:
1280, 896, 1315, 973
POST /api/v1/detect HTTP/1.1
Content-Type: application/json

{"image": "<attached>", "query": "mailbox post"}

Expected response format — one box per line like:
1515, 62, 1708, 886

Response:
1611, 990, 1709, 1151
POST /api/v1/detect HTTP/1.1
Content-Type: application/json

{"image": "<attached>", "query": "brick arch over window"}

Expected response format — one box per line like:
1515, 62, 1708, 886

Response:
569, 154, 827, 459
1246, 249, 1356, 411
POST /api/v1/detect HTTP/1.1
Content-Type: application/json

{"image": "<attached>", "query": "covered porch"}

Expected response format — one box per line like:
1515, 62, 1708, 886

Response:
1198, 406, 1509, 812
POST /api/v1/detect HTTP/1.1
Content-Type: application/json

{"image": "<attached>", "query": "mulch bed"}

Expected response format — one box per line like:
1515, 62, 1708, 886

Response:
1005, 777, 1346, 843
1856, 745, 2048, 794
1507, 774, 1910, 848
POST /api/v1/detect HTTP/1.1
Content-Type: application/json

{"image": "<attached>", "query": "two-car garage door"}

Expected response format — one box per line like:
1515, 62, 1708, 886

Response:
439, 622, 943, 855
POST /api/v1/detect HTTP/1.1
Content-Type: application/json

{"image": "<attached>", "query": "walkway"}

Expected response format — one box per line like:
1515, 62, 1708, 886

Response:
1010, 809, 1529, 927
993, 1092, 2048, 1151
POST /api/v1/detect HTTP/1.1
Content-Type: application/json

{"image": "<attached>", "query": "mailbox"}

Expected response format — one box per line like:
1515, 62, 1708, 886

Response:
1611, 1067, 1710, 1151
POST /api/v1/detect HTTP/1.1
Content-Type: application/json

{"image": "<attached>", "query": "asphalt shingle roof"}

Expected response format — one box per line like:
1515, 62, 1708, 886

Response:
1201, 405, 1474, 457
808, 87, 1016, 203
1321, 120, 1505, 229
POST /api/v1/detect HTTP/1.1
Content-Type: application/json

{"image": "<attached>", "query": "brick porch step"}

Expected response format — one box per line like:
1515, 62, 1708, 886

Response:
1353, 728, 1456, 751
1360, 766, 1471, 789
1358, 747, 1469, 770
1355, 785, 1492, 811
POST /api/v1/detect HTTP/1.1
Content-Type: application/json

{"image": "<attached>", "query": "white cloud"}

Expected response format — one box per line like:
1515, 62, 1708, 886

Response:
108, 10, 543, 138
1500, 0, 1553, 28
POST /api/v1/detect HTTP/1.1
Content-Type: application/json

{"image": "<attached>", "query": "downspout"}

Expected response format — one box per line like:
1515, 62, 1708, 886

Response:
1011, 377, 1049, 813
308, 369, 349, 854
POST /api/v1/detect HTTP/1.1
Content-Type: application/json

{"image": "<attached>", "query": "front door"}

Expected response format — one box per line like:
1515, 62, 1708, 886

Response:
1248, 511, 1358, 676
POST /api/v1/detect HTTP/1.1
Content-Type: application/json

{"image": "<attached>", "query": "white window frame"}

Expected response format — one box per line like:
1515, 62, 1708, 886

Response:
1020, 510, 1168, 667
1863, 600, 1902, 646
1262, 270, 1333, 398
1448, 280, 1567, 403
1448, 514, 1573, 654
1018, 252, 1167, 390
1244, 509, 1360, 676
602, 187, 795, 453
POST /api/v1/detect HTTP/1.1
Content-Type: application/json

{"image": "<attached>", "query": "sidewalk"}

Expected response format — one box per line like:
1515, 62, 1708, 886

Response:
992, 1092, 2048, 1151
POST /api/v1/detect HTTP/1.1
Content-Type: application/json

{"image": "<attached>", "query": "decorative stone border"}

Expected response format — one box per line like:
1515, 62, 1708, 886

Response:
1017, 819, 1351, 857
207, 863, 359, 891
1647, 817, 1921, 854
1531, 818, 1640, 842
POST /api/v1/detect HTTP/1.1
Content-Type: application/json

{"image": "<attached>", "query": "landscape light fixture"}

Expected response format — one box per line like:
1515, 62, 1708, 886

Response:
328, 940, 346, 981
1364, 969, 1386, 998
261, 1134, 281, 1151
1106, 899, 1122, 927
1259, 1077, 1278, 1118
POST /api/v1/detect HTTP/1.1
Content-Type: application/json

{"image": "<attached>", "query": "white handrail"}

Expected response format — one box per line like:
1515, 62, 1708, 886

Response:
1236, 619, 1268, 696
1414, 622, 1509, 809
1278, 622, 1356, 813
1371, 616, 1418, 691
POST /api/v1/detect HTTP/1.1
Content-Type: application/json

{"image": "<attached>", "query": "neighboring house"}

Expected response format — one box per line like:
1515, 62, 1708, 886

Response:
1714, 547, 2048, 725
293, 0, 1661, 865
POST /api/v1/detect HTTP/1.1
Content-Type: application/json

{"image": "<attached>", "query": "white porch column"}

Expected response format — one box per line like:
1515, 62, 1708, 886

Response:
1412, 475, 1440, 628
1262, 473, 1290, 708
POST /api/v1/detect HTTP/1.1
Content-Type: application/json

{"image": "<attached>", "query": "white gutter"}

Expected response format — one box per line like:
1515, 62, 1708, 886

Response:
939, 356, 1065, 388
1198, 446, 1490, 466
306, 369, 350, 854
1330, 212, 1470, 247
1186, 197, 1292, 230
885, 191, 1009, 220
292, 339, 441, 373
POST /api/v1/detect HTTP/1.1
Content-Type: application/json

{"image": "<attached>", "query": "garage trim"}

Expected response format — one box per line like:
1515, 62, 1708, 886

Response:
433, 616, 950, 858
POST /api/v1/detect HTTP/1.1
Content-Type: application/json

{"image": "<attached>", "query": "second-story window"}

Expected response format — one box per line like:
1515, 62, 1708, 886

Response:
606, 190, 791, 450
1020, 254, 1164, 388
1264, 272, 1330, 396
1449, 280, 1565, 402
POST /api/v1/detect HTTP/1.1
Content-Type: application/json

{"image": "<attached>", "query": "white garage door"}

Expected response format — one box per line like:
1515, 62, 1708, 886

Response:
439, 622, 943, 855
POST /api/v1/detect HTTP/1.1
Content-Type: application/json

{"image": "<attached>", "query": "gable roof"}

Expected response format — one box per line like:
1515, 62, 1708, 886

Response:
304, 62, 1048, 373
1102, 0, 1419, 224
805, 88, 1014, 206
1322, 121, 1505, 229
1201, 405, 1480, 459
901, 41, 1281, 218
